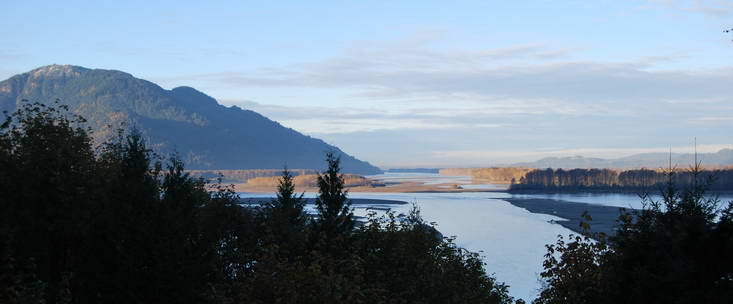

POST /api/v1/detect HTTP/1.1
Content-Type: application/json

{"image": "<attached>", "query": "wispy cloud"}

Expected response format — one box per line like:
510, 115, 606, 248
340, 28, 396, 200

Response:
170, 38, 731, 107
431, 144, 733, 164
689, 116, 733, 123
643, 0, 733, 18
228, 99, 511, 134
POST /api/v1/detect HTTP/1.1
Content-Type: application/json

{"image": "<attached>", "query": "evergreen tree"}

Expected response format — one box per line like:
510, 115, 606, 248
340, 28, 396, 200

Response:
312, 152, 354, 244
261, 168, 309, 258
0, 100, 96, 303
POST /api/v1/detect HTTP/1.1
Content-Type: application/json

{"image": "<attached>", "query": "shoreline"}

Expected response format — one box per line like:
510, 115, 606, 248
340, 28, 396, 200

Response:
503, 198, 634, 237
508, 188, 733, 195
239, 197, 409, 205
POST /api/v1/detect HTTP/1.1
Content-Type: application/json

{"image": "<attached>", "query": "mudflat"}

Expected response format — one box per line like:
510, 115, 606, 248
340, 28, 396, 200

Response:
233, 180, 509, 193
504, 198, 635, 237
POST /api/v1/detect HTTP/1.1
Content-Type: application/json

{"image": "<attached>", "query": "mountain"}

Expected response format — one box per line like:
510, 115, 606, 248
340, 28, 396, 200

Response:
0, 65, 382, 174
510, 149, 733, 169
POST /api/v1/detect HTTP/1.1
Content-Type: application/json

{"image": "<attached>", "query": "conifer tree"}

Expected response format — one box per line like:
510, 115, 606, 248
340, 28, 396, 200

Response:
313, 152, 354, 243
262, 168, 309, 258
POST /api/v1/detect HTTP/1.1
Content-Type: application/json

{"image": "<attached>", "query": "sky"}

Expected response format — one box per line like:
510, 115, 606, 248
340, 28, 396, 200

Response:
1, 0, 732, 168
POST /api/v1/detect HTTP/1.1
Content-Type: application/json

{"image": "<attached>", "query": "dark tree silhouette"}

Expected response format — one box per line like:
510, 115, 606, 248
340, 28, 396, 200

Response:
260, 168, 309, 259
312, 152, 355, 244
511, 167, 733, 192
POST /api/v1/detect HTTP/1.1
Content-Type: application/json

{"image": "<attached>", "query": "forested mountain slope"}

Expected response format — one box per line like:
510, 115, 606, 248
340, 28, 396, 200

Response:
0, 65, 381, 174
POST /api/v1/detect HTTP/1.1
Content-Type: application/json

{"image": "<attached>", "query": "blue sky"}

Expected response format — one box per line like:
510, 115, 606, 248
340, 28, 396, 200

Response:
2, 1, 732, 167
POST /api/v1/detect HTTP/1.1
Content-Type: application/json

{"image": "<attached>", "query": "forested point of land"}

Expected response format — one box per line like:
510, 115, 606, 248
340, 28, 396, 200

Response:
440, 167, 531, 183
245, 174, 373, 188
510, 167, 733, 192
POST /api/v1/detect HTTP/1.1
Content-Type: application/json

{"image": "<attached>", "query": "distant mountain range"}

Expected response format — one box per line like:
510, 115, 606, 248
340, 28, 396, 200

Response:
0, 65, 382, 174
509, 149, 733, 169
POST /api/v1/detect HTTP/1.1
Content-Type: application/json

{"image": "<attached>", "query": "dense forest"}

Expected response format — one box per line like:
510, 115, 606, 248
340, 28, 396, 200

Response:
2, 101, 732, 304
510, 168, 733, 192
0, 102, 512, 303
440, 168, 531, 183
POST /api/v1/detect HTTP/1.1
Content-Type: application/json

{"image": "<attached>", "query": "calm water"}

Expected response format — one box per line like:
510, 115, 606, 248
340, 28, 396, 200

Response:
511, 191, 733, 209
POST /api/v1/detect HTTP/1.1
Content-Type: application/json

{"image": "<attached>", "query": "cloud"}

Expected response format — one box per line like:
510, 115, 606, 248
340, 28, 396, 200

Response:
172, 33, 733, 139
228, 99, 510, 134
430, 144, 733, 164
689, 116, 733, 123
644, 0, 733, 18
174, 40, 731, 106
0, 49, 25, 61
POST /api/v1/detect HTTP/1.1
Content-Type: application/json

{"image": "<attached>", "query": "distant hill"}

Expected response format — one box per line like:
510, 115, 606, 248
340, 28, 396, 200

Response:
0, 65, 382, 174
510, 149, 733, 169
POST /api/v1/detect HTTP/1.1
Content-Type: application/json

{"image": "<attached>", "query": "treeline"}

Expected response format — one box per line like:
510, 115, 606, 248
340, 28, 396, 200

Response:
245, 173, 372, 188
471, 168, 531, 183
0, 102, 513, 304
439, 168, 474, 176
511, 168, 733, 192
439, 167, 531, 183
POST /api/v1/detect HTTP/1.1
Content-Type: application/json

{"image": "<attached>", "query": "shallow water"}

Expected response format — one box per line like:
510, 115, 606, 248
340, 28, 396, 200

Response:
511, 192, 733, 209
368, 172, 473, 185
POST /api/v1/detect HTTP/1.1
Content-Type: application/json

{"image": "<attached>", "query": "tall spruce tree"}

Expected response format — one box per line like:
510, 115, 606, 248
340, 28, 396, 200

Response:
261, 168, 309, 258
313, 152, 354, 243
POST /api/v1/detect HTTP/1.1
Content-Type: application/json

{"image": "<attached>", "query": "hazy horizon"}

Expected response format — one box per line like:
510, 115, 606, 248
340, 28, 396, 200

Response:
2, 1, 732, 167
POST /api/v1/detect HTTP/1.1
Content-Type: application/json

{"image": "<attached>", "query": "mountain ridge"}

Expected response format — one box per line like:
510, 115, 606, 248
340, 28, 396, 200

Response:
509, 149, 733, 169
0, 64, 382, 174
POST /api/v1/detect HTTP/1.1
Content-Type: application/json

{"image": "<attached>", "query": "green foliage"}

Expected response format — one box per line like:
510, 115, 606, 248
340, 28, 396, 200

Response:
240, 249, 382, 304
534, 214, 609, 304
260, 168, 310, 260
312, 152, 355, 247
0, 100, 95, 303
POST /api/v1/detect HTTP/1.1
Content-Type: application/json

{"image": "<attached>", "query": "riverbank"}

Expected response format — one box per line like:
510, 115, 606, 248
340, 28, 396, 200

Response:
508, 188, 733, 195
239, 197, 409, 205
233, 180, 509, 193
503, 198, 633, 236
